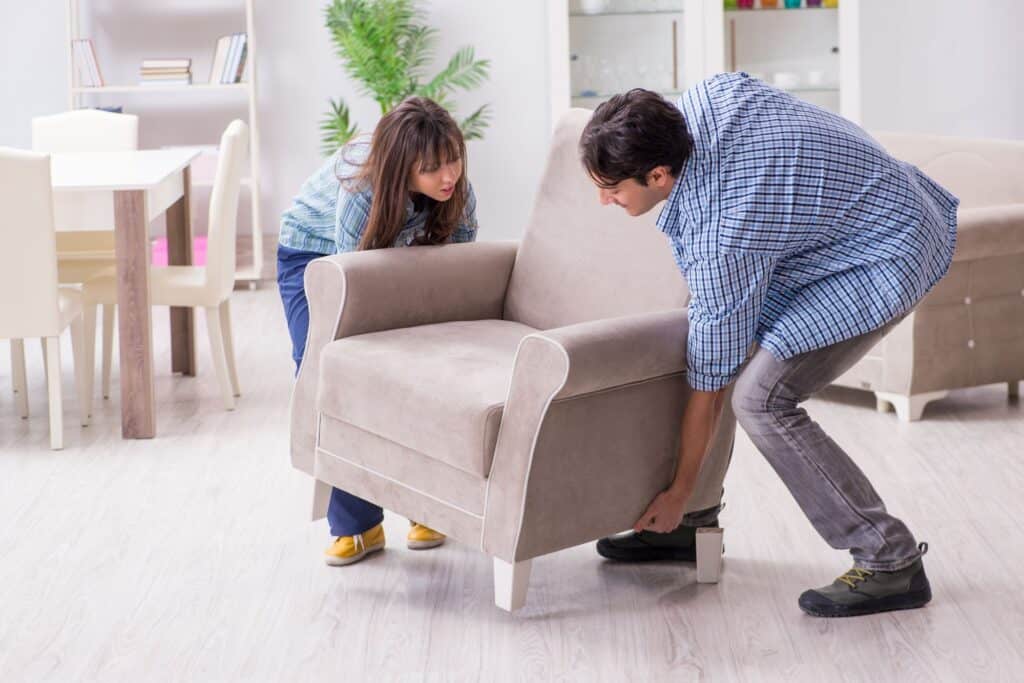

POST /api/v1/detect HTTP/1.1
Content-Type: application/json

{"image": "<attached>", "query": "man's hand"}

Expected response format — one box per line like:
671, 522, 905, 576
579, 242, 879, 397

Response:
634, 488, 690, 533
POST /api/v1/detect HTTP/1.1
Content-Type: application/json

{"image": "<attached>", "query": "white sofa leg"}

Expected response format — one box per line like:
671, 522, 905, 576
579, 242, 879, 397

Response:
874, 391, 948, 422
696, 527, 724, 584
493, 558, 531, 612
311, 479, 331, 521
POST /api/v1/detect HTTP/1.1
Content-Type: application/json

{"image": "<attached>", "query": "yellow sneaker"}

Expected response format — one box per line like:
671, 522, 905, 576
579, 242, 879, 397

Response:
407, 521, 446, 550
324, 523, 386, 566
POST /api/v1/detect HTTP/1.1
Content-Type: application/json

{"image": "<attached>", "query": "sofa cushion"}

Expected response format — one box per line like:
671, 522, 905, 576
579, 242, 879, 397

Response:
316, 319, 537, 478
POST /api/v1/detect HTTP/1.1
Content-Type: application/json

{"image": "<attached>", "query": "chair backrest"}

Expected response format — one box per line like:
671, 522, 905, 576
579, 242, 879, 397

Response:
32, 109, 139, 153
204, 120, 249, 298
874, 132, 1024, 210
0, 148, 62, 339
503, 109, 689, 330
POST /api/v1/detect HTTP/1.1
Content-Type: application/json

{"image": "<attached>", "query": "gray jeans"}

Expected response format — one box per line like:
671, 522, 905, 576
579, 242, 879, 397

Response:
731, 320, 922, 571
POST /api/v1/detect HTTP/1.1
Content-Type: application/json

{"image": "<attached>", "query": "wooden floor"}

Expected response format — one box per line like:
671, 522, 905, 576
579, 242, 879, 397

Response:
2, 286, 1023, 682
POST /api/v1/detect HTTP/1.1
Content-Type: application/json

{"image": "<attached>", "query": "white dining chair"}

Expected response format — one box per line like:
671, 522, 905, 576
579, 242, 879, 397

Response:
1, 148, 91, 449
33, 109, 139, 401
82, 120, 248, 410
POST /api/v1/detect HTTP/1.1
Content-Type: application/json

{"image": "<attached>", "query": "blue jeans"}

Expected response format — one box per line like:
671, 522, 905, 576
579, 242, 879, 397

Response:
277, 244, 385, 537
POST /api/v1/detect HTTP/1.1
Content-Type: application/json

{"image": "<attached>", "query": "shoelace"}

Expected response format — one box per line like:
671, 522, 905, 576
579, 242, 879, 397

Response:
351, 533, 365, 554
836, 567, 874, 588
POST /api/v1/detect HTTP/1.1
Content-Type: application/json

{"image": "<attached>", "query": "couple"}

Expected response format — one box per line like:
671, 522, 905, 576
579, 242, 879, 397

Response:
278, 72, 958, 618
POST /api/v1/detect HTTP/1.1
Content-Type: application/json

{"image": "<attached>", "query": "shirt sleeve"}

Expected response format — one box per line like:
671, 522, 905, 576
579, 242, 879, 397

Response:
683, 252, 776, 392
449, 182, 479, 244
334, 187, 372, 254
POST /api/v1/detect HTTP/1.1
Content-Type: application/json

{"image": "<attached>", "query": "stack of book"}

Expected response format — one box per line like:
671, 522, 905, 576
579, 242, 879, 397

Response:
208, 33, 248, 84
140, 58, 192, 86
72, 39, 104, 87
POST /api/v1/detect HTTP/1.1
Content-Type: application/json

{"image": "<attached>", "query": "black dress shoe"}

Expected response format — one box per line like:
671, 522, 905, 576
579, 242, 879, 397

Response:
596, 518, 719, 562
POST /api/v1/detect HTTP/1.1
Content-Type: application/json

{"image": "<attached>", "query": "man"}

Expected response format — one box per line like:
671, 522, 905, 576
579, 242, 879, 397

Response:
581, 73, 957, 618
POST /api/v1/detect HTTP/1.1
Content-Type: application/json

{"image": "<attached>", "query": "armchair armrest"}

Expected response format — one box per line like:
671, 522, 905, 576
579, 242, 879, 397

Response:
482, 308, 690, 560
541, 308, 689, 399
290, 240, 518, 475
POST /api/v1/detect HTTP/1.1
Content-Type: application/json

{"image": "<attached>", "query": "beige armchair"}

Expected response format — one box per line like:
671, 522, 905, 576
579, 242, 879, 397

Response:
833, 133, 1024, 421
289, 110, 736, 612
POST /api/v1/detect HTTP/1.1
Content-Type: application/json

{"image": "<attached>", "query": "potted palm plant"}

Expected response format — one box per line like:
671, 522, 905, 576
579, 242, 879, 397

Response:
320, 0, 492, 155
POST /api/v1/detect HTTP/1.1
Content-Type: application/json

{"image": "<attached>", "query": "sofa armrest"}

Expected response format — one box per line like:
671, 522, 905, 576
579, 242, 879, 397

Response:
290, 240, 519, 475
481, 308, 689, 560
953, 203, 1024, 262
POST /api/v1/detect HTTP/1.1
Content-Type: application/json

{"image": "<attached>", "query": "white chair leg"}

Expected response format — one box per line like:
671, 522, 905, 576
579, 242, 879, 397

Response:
11, 338, 29, 418
101, 304, 115, 399
44, 336, 63, 450
696, 527, 724, 584
69, 314, 91, 427
875, 391, 948, 422
219, 300, 241, 397
204, 306, 235, 410
83, 302, 97, 412
493, 558, 531, 612
1010, 381, 1020, 400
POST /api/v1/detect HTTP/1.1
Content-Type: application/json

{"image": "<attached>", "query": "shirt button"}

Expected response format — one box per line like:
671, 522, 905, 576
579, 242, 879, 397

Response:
963, 296, 971, 305
967, 339, 976, 349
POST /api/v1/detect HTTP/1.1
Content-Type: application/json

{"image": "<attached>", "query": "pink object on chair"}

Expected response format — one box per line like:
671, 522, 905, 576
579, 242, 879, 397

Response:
152, 235, 207, 266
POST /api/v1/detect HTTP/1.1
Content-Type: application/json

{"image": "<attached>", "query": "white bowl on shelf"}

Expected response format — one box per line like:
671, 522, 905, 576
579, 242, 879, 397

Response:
579, 0, 610, 14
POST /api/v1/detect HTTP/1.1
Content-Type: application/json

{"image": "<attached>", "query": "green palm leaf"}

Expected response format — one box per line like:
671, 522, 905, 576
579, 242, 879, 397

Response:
320, 0, 492, 156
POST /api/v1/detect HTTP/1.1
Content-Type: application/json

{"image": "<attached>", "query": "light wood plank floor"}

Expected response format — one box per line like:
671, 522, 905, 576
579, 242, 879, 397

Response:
2, 287, 1023, 682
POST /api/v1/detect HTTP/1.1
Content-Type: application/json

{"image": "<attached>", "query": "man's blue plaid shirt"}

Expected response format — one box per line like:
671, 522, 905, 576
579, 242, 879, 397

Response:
658, 73, 958, 391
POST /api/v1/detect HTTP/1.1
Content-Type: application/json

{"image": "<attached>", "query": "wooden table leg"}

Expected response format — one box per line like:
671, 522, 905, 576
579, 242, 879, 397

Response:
166, 166, 196, 376
114, 189, 156, 439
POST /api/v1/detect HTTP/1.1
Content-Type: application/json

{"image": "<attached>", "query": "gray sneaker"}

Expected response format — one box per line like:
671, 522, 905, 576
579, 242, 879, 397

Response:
799, 543, 932, 618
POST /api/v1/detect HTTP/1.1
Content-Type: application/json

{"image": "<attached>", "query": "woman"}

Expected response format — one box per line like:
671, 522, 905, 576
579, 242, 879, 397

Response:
278, 97, 478, 566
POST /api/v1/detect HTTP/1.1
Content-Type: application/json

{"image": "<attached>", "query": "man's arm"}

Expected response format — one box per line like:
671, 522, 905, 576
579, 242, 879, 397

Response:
634, 388, 728, 532
635, 250, 774, 532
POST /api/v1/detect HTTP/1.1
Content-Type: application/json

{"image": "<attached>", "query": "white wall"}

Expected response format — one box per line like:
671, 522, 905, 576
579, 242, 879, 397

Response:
0, 1, 69, 147
857, 0, 1024, 139
0, 0, 553, 243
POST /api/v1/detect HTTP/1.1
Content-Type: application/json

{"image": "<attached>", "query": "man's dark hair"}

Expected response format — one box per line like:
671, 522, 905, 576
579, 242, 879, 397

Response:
580, 88, 693, 188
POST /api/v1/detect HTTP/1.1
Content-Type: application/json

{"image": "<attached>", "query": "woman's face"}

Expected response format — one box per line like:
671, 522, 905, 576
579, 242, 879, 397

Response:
409, 155, 463, 202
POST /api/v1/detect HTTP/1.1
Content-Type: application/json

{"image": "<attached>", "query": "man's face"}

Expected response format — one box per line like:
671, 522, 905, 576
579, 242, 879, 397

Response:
593, 166, 675, 217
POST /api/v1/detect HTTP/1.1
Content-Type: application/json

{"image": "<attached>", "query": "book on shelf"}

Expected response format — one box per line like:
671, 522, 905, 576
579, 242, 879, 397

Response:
72, 38, 104, 87
139, 58, 192, 85
208, 35, 232, 84
141, 58, 191, 70
217, 33, 247, 84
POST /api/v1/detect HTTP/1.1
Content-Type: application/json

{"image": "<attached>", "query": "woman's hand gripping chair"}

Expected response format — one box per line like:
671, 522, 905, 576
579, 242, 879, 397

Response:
289, 110, 737, 612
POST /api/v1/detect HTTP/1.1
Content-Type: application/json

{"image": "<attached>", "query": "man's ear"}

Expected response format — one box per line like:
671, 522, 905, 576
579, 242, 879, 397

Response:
648, 165, 674, 188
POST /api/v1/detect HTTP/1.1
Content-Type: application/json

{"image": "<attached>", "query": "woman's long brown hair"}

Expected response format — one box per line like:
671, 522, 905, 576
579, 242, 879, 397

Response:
339, 97, 469, 251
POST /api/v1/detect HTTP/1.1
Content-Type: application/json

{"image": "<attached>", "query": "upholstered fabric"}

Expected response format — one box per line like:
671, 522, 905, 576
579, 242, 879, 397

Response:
290, 240, 518, 475
317, 319, 535, 477
832, 133, 1024, 415
503, 109, 689, 331
291, 110, 738, 585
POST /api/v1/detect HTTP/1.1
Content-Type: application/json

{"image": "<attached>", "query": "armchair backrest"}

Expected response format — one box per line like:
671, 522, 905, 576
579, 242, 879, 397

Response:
503, 109, 689, 330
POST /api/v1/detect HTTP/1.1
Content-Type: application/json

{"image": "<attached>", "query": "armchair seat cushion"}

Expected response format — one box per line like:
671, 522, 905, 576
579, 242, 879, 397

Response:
316, 319, 537, 478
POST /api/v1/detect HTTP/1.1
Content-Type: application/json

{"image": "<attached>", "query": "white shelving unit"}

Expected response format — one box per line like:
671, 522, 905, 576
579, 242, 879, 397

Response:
65, 0, 265, 285
684, 0, 855, 120
550, 0, 861, 124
